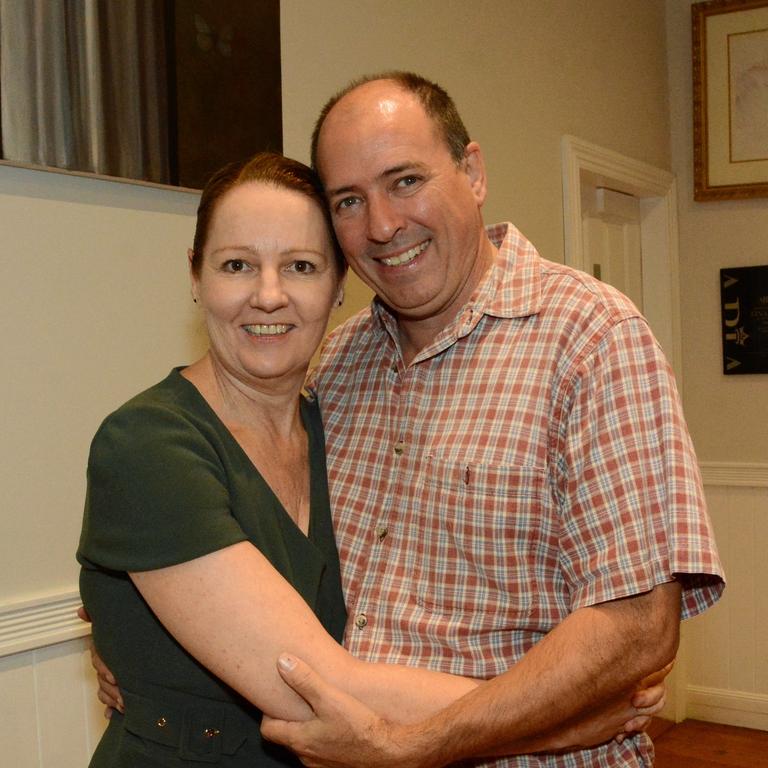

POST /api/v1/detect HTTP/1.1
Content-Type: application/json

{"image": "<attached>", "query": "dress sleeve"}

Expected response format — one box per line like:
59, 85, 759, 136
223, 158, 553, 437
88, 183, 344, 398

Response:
555, 317, 724, 619
79, 402, 248, 572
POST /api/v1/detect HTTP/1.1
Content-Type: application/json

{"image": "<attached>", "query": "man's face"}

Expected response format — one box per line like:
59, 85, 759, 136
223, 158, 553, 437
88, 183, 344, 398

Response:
315, 81, 492, 329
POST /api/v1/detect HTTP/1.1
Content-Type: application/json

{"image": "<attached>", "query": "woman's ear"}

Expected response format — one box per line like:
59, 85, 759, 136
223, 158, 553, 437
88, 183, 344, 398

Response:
188, 248, 199, 303
335, 273, 347, 307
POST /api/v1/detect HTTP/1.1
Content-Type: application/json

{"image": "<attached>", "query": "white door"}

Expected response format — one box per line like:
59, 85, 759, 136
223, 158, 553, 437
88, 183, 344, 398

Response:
561, 135, 681, 383
581, 185, 644, 311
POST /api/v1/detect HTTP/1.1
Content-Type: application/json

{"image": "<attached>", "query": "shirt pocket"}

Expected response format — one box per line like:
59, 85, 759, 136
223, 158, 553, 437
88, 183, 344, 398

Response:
415, 457, 555, 625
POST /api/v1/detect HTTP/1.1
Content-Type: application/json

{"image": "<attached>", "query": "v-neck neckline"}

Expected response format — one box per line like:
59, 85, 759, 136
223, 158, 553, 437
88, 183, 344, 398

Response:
171, 368, 318, 540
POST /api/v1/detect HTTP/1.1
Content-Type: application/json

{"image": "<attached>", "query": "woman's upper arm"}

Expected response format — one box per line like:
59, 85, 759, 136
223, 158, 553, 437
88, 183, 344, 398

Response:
130, 540, 352, 721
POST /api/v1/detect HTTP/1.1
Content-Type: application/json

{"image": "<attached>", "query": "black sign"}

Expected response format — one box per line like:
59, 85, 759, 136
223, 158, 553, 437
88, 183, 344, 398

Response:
721, 266, 768, 374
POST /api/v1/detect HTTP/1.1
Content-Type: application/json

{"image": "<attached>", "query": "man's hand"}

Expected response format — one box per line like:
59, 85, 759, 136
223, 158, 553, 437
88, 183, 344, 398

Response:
262, 655, 673, 768
623, 661, 673, 735
261, 654, 416, 768
542, 662, 671, 752
78, 606, 124, 718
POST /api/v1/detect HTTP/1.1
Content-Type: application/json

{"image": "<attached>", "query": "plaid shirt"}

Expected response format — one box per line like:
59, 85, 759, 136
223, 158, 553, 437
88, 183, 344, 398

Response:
313, 223, 724, 767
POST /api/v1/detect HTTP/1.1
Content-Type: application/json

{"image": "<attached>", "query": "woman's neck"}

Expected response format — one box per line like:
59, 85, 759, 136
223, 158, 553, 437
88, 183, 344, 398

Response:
183, 353, 304, 437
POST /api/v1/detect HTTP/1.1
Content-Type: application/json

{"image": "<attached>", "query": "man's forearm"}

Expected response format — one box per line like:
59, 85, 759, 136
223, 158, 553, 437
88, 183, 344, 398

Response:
390, 581, 682, 767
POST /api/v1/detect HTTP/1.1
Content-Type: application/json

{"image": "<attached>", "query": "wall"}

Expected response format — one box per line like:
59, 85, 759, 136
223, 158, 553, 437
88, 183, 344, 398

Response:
0, 165, 202, 762
281, 0, 671, 266
665, 0, 768, 730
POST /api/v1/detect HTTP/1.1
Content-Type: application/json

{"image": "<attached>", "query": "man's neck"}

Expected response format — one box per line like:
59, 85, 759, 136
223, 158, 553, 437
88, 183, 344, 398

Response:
397, 235, 498, 365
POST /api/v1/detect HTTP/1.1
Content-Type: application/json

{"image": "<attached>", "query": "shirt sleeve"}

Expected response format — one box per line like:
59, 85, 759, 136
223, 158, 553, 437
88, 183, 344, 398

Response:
78, 401, 248, 572
555, 317, 724, 619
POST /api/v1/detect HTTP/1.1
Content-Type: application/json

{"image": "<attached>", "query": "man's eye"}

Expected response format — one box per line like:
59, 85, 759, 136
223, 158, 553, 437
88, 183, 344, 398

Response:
336, 196, 359, 211
397, 175, 419, 188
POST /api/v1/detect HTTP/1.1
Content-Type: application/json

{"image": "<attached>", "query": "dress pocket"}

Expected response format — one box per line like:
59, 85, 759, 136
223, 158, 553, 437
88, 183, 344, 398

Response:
415, 457, 555, 626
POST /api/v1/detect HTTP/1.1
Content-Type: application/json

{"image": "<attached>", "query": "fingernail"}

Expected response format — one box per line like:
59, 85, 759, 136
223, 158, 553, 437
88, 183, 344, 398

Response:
117, 698, 125, 713
278, 654, 296, 672
107, 673, 116, 685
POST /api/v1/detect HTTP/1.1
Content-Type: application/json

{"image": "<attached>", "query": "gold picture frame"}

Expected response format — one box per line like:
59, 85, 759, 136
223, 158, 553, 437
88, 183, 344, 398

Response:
692, 0, 768, 200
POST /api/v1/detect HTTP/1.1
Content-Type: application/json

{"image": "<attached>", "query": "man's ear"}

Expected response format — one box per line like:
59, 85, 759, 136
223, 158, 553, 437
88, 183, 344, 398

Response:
463, 141, 488, 207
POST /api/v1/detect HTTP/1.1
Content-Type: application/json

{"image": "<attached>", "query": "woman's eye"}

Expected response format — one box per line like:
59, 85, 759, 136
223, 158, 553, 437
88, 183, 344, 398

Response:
290, 260, 316, 274
223, 259, 247, 272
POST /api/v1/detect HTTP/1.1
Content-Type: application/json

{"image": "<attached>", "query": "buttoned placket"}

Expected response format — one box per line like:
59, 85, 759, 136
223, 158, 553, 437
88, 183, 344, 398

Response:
348, 347, 413, 642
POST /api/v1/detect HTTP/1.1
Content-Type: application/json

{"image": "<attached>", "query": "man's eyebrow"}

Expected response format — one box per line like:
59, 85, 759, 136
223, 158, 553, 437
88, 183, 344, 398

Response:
325, 162, 426, 198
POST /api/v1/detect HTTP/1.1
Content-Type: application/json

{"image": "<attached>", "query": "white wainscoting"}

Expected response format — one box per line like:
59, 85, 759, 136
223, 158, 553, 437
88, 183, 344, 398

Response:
0, 592, 106, 768
685, 463, 768, 731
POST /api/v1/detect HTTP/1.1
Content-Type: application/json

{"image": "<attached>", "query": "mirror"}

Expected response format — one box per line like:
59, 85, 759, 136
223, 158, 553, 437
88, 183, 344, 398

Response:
0, 0, 282, 190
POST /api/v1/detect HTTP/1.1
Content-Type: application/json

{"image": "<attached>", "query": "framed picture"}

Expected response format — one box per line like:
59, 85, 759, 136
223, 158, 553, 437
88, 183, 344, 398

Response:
692, 0, 768, 200
721, 265, 768, 374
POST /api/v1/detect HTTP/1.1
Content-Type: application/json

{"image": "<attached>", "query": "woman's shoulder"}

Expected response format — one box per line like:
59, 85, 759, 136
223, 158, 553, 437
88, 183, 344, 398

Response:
91, 368, 213, 460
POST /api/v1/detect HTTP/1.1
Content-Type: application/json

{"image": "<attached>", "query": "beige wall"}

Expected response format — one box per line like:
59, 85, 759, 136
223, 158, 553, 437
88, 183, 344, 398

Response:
667, 0, 768, 463
664, 0, 768, 731
0, 167, 203, 603
283, 0, 670, 271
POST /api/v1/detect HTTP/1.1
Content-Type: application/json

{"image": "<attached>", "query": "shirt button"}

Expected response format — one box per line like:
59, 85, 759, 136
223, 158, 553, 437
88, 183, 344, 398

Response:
354, 613, 368, 629
394, 441, 405, 455
375, 525, 388, 541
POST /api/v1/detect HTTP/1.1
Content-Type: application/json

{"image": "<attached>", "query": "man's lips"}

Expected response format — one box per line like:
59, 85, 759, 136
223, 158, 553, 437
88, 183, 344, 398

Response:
376, 239, 430, 267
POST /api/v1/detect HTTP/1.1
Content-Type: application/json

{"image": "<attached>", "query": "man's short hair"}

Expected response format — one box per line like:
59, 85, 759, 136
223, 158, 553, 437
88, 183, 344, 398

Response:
310, 71, 471, 171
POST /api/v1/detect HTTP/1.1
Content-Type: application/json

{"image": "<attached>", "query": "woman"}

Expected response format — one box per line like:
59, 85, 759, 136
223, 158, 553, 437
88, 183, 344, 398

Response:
78, 153, 479, 767
79, 152, 661, 767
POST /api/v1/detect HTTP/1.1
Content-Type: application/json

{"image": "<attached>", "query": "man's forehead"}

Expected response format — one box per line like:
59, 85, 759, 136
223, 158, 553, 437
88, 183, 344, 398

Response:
317, 88, 440, 176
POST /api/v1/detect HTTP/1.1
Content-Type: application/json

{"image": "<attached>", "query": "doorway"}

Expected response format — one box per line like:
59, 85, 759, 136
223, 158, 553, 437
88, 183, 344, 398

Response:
561, 135, 682, 383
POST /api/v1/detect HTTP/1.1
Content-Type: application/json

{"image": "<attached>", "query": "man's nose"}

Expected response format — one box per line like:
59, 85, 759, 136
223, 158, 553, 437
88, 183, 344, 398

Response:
366, 195, 403, 243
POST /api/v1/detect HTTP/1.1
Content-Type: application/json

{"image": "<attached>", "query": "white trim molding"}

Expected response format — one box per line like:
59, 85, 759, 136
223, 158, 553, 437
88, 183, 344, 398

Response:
687, 685, 768, 731
0, 590, 89, 658
561, 135, 683, 385
699, 462, 768, 488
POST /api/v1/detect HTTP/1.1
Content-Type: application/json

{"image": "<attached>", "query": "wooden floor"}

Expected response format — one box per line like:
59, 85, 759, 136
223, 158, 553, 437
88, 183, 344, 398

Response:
650, 719, 768, 767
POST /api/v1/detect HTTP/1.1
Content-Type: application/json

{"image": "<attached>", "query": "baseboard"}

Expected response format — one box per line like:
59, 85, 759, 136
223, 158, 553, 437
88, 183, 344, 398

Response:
686, 685, 768, 731
699, 462, 768, 488
0, 590, 89, 658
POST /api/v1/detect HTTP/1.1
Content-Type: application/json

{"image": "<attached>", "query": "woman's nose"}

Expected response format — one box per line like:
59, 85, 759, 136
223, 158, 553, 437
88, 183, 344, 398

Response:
249, 269, 288, 310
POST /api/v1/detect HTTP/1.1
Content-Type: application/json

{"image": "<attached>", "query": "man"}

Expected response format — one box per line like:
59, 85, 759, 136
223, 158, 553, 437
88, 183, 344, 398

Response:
259, 72, 724, 767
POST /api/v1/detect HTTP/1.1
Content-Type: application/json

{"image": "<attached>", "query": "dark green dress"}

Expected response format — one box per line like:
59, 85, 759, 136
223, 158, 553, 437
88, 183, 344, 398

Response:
77, 369, 346, 767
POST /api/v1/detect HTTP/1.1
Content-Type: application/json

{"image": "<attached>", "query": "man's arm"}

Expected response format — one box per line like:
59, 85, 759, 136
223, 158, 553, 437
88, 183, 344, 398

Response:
262, 580, 681, 768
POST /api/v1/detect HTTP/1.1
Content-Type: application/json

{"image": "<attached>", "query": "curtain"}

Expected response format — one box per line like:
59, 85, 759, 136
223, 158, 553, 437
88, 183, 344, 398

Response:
0, 0, 170, 184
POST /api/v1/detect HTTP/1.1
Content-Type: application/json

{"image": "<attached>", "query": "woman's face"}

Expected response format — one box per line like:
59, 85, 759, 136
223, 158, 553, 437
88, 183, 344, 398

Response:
192, 182, 341, 390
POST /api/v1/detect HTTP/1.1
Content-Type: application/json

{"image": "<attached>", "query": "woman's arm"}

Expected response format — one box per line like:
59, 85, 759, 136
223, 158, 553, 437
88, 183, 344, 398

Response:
130, 540, 478, 724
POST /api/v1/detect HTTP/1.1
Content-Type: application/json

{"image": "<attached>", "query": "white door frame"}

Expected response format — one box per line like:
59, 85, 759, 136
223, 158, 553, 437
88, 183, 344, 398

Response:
562, 135, 688, 721
561, 135, 683, 388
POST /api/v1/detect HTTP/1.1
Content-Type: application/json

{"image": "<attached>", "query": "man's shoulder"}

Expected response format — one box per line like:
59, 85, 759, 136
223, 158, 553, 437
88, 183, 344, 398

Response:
320, 306, 376, 360
310, 306, 379, 403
